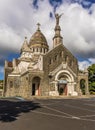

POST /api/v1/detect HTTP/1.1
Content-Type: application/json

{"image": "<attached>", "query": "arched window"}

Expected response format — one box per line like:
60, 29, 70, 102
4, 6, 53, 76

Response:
44, 48, 45, 53
40, 48, 42, 52
49, 58, 52, 64
55, 55, 57, 61
64, 55, 67, 62
71, 60, 73, 66
33, 48, 34, 52
69, 59, 72, 66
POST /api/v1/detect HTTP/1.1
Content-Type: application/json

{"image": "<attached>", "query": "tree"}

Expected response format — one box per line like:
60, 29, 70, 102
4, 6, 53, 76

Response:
88, 64, 95, 94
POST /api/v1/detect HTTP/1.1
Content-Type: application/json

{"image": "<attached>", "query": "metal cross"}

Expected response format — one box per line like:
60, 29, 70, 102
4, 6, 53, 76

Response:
37, 23, 41, 30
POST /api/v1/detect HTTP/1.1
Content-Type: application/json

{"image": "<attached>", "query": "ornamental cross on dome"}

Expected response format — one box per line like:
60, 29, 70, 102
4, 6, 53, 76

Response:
37, 23, 41, 31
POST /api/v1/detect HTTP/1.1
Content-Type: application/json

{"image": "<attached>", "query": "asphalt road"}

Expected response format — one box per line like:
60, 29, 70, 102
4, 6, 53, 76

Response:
0, 97, 95, 130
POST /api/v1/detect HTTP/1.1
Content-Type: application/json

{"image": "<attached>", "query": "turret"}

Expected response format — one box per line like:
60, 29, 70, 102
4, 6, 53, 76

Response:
20, 37, 30, 53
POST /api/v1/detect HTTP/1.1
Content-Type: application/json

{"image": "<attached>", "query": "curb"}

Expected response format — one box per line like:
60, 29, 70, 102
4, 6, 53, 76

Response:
29, 95, 95, 100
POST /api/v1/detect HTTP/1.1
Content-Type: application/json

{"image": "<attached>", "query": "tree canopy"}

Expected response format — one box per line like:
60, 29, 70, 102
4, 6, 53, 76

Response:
88, 64, 95, 94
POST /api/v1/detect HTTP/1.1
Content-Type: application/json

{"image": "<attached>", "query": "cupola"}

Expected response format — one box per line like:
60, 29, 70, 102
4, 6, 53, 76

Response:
29, 23, 49, 54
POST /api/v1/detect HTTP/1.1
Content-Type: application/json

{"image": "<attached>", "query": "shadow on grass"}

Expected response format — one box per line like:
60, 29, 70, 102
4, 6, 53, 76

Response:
0, 98, 41, 122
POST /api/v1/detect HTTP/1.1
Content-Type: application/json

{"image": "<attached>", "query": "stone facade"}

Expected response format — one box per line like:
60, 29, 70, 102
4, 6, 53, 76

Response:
3, 14, 89, 98
0, 80, 3, 96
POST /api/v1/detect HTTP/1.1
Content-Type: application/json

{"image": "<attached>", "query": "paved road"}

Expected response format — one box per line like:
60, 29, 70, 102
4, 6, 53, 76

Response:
0, 97, 95, 130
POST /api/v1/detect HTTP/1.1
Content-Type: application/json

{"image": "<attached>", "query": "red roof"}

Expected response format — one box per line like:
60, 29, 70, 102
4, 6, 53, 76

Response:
8, 59, 20, 67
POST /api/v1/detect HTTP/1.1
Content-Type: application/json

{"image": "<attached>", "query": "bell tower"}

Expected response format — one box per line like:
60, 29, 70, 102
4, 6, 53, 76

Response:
53, 13, 63, 48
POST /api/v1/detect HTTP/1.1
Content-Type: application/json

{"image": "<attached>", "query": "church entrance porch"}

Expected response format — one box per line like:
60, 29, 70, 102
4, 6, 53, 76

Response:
32, 77, 40, 96
54, 70, 78, 96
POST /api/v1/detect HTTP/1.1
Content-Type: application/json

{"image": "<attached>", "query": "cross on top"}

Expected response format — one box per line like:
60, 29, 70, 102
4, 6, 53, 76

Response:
25, 36, 27, 39
37, 23, 41, 30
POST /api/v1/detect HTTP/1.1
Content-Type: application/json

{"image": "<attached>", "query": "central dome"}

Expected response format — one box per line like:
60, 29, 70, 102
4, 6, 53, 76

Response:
29, 24, 49, 54
29, 29, 48, 48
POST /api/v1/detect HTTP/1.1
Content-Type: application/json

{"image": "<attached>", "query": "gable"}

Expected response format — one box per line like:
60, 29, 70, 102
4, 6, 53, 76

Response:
43, 44, 78, 75
49, 62, 77, 78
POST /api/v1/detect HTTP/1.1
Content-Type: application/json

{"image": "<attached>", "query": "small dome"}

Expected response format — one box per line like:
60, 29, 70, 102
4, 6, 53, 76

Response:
29, 27, 48, 48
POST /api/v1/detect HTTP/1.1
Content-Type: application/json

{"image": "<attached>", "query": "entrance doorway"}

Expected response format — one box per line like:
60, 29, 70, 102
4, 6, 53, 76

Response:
32, 77, 40, 96
58, 82, 67, 95
32, 84, 35, 95
57, 75, 68, 95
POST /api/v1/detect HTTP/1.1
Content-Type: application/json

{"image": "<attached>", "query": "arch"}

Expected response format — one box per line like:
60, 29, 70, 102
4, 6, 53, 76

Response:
80, 79, 86, 95
55, 70, 74, 95
55, 70, 74, 82
32, 76, 41, 96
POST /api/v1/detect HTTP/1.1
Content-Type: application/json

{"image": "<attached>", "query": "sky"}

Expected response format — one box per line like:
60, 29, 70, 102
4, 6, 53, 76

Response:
0, 0, 95, 79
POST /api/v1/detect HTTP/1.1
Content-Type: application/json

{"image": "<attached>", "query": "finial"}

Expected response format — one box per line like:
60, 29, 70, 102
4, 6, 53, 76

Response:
24, 36, 28, 44
25, 36, 27, 40
55, 13, 63, 25
37, 23, 41, 31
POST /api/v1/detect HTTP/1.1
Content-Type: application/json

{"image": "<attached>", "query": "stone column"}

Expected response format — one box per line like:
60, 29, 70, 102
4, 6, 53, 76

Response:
54, 82, 59, 96
13, 59, 16, 68
85, 80, 89, 95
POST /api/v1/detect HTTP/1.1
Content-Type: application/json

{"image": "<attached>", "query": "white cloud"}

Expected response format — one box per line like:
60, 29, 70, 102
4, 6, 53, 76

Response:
78, 60, 90, 70
0, 24, 22, 52
78, 58, 95, 70
56, 3, 95, 58
0, 0, 95, 70
89, 58, 95, 64
0, 0, 54, 53
0, 0, 95, 58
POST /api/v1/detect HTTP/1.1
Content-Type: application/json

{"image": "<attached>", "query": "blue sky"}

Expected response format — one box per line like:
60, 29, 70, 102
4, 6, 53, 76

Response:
0, 0, 95, 79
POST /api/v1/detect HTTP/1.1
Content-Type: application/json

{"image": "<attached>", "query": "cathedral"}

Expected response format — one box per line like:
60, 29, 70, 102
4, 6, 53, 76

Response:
4, 14, 89, 98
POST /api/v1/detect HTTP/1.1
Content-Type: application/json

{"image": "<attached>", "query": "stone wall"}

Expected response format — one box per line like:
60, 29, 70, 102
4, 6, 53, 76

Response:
4, 67, 13, 96
78, 71, 89, 95
28, 70, 49, 96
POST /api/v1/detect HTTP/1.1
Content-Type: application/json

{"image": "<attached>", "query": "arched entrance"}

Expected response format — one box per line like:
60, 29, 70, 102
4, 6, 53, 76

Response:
32, 77, 40, 96
80, 79, 86, 95
58, 75, 68, 95
55, 70, 76, 96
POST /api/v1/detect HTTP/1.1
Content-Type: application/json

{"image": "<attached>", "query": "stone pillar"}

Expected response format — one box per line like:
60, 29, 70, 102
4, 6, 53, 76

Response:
85, 80, 89, 95
5, 60, 8, 68
77, 80, 82, 96
54, 82, 59, 96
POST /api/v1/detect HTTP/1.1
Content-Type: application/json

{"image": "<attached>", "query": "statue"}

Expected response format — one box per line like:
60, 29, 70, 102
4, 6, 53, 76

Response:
55, 13, 63, 25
